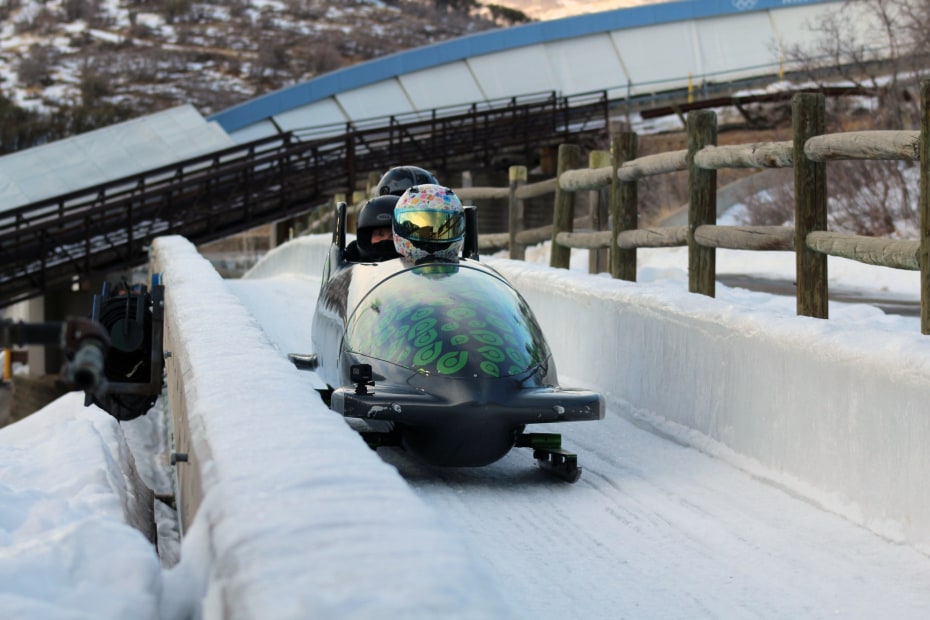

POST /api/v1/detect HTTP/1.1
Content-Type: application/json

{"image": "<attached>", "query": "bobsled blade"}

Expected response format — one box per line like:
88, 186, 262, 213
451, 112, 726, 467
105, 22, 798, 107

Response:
534, 447, 582, 483
517, 433, 582, 483
287, 353, 319, 371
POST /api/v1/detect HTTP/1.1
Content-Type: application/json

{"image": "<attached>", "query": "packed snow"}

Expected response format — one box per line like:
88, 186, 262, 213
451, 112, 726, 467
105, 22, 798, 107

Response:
2, 231, 930, 618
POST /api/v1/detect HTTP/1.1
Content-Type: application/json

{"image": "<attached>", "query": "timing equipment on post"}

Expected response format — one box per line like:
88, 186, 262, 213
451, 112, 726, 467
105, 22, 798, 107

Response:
87, 277, 166, 421
1, 276, 165, 422
0, 317, 111, 400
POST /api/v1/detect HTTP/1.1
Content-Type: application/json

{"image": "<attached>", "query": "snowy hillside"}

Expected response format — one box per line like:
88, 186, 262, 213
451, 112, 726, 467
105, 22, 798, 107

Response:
0, 0, 506, 118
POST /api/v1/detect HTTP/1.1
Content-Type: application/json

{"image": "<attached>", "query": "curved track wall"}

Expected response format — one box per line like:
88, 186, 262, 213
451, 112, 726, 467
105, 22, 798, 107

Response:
213, 0, 850, 141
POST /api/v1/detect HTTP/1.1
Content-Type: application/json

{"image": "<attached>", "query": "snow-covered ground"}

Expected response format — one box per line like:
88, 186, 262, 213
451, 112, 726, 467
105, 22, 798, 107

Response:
1, 234, 929, 619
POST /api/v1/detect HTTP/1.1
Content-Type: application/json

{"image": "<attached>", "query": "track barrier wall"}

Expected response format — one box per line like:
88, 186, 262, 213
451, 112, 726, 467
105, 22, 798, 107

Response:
493, 257, 930, 554
150, 235, 513, 620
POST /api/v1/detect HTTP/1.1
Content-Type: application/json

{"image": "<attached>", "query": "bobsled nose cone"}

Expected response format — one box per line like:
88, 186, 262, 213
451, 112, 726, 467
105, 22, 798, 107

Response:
402, 421, 518, 467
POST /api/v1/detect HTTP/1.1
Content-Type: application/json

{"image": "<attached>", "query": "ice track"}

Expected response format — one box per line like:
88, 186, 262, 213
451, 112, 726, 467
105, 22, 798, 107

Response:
226, 274, 930, 619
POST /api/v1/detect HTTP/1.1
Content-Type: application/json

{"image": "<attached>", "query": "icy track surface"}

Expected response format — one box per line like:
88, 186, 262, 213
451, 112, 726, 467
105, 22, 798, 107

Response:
225, 274, 930, 619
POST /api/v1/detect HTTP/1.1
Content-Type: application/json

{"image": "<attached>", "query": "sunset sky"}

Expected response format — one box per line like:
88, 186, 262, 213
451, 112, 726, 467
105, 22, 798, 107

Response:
500, 0, 666, 21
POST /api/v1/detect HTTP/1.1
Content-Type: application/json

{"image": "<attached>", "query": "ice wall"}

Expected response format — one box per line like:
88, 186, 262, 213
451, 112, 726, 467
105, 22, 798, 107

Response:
491, 257, 930, 553
247, 234, 930, 552
242, 234, 334, 280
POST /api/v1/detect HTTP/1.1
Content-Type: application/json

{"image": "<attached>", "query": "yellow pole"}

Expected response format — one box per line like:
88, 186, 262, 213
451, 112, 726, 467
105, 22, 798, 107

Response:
2, 348, 10, 381
688, 73, 694, 104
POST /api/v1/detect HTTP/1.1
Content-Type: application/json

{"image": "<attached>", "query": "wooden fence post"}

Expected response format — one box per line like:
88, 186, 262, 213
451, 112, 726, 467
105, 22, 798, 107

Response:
792, 92, 828, 319
550, 144, 580, 269
367, 171, 381, 197
349, 190, 366, 232
612, 131, 638, 281
921, 80, 930, 334
589, 150, 611, 274
687, 110, 717, 296
509, 165, 527, 261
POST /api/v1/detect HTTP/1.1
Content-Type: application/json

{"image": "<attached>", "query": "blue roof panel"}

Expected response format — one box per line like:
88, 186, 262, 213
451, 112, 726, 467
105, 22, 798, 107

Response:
209, 0, 836, 132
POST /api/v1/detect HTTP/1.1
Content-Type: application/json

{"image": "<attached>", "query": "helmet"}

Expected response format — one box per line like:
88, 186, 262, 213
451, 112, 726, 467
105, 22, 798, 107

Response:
393, 184, 465, 262
356, 195, 400, 261
377, 166, 439, 197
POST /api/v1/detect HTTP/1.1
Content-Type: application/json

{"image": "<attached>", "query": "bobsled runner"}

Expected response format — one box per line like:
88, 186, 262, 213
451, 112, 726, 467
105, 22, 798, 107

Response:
292, 186, 603, 482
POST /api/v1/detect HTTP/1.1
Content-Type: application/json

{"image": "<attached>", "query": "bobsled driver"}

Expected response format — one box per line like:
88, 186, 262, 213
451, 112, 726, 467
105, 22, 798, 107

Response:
346, 195, 401, 262
377, 165, 439, 197
393, 183, 465, 263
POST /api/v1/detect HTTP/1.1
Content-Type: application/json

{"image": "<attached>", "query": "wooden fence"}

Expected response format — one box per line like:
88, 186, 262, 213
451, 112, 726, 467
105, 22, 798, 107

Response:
449, 80, 930, 336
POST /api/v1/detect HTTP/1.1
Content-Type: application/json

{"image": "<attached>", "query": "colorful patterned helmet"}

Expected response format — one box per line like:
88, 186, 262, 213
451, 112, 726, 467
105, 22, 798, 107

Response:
393, 184, 465, 262
377, 166, 439, 197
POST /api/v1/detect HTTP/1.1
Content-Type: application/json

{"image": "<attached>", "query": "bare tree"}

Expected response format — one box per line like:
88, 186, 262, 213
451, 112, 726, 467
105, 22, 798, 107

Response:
827, 160, 916, 237
295, 40, 344, 77
747, 0, 922, 236
783, 0, 930, 128
14, 6, 59, 34
735, 161, 917, 239
0, 0, 23, 21
17, 44, 55, 88
734, 169, 796, 228
79, 62, 112, 107
160, 0, 191, 24
62, 0, 99, 22
485, 3, 532, 25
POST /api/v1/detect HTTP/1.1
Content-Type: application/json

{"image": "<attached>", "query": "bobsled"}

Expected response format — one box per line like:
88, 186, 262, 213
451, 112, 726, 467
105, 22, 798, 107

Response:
293, 199, 604, 482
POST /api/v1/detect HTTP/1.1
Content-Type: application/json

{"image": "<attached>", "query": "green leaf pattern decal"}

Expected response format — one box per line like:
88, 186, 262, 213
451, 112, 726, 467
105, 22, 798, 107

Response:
346, 265, 548, 377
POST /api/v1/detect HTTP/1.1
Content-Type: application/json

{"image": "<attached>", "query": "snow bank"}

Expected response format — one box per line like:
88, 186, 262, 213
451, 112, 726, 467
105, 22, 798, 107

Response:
150, 236, 513, 620
0, 393, 161, 619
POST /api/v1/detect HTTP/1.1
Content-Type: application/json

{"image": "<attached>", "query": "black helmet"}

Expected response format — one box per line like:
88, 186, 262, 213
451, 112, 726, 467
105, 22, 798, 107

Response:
376, 166, 439, 197
356, 195, 400, 261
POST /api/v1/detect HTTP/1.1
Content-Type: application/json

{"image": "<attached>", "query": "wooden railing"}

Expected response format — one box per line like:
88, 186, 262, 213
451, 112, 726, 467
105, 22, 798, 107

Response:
452, 80, 930, 335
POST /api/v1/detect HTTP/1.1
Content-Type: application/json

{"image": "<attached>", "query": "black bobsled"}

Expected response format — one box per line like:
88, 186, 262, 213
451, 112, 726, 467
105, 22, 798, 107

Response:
296, 202, 604, 481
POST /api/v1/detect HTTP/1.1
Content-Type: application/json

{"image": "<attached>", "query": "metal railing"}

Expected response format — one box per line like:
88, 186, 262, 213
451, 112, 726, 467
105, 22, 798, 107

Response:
0, 92, 610, 308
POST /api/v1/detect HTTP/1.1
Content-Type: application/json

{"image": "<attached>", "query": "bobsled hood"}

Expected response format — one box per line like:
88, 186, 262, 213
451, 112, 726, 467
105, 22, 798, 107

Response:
344, 261, 549, 379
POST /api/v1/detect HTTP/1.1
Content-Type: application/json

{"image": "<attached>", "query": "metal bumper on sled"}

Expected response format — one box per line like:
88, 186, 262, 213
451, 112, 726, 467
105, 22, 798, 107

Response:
328, 364, 603, 473
330, 384, 604, 425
